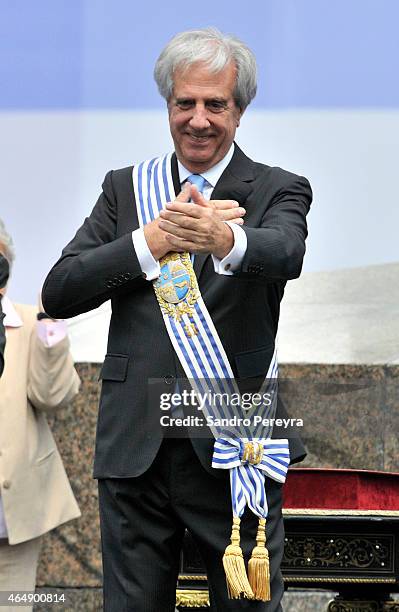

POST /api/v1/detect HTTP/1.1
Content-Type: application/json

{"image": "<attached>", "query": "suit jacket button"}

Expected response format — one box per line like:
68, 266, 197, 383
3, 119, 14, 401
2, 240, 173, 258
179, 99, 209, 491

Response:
2, 480, 11, 489
164, 375, 175, 385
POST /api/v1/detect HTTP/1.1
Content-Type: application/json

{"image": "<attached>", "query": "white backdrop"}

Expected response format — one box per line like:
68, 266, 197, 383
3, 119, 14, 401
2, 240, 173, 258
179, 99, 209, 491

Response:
2, 108, 398, 304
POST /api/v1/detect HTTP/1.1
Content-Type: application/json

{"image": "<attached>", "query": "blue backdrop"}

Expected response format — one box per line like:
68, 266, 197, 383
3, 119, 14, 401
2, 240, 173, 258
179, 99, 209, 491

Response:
1, 0, 399, 109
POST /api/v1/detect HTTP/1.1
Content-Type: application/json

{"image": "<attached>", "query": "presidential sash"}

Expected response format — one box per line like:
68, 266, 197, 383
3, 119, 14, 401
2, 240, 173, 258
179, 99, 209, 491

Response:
132, 153, 290, 601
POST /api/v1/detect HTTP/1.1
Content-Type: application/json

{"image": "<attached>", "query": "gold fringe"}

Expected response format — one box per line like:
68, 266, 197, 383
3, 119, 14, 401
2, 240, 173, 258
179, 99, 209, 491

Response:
248, 518, 271, 601
222, 517, 254, 600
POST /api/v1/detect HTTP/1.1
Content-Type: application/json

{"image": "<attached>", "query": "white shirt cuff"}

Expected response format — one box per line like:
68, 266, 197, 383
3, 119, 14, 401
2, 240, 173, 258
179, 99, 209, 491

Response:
132, 228, 160, 281
211, 222, 248, 276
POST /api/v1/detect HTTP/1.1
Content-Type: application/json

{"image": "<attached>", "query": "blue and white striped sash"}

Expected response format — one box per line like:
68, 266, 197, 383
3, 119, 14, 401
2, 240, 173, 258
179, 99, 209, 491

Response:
132, 154, 290, 521
212, 438, 290, 518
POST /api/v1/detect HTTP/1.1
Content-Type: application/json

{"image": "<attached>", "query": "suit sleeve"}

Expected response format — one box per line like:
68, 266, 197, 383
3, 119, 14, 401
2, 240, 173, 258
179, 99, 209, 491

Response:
27, 326, 81, 413
239, 174, 312, 282
42, 170, 147, 319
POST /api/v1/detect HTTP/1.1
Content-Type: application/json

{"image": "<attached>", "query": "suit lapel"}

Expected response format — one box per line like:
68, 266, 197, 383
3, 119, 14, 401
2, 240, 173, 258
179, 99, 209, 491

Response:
211, 144, 255, 201
194, 143, 255, 278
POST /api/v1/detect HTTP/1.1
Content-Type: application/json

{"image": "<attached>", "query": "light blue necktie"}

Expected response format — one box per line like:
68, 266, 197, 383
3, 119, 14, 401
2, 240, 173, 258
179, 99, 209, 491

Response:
187, 173, 206, 194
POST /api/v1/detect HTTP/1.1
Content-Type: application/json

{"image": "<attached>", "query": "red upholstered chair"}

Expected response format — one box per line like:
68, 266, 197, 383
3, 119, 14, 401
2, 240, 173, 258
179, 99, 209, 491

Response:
283, 468, 399, 512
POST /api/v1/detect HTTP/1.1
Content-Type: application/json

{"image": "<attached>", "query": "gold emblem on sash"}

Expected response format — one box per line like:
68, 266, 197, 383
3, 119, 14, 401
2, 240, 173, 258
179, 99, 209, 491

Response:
242, 441, 264, 465
154, 253, 200, 322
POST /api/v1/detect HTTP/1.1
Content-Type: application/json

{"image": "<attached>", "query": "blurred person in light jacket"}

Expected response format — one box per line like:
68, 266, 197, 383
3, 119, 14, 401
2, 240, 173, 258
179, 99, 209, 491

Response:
0, 218, 81, 611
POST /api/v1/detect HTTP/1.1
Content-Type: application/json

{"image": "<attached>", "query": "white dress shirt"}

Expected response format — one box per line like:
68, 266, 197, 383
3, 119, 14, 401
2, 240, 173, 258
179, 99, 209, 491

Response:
131, 144, 247, 280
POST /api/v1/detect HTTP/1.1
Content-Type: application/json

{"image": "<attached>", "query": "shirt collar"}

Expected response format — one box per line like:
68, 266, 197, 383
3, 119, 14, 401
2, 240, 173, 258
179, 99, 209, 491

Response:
177, 143, 235, 188
1, 295, 23, 328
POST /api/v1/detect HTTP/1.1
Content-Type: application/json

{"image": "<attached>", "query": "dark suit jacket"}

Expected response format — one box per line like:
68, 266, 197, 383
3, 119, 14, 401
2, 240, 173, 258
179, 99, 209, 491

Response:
0, 254, 9, 378
42, 144, 312, 478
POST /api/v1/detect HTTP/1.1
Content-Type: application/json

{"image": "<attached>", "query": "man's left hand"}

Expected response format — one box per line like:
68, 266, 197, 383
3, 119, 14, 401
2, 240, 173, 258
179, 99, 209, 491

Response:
158, 184, 242, 259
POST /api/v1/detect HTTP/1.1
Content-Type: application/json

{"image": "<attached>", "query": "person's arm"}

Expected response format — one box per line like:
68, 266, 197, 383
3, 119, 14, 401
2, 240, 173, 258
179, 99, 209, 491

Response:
159, 171, 312, 283
42, 169, 149, 319
42, 168, 205, 319
211, 222, 247, 275
0, 255, 9, 377
237, 173, 312, 282
27, 316, 81, 413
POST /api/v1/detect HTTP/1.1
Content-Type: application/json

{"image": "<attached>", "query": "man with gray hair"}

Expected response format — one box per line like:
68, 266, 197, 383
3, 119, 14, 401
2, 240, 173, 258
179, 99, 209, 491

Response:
43, 28, 312, 611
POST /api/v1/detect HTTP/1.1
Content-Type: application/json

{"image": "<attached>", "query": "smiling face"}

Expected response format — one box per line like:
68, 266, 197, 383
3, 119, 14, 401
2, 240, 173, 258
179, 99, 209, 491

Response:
167, 61, 243, 173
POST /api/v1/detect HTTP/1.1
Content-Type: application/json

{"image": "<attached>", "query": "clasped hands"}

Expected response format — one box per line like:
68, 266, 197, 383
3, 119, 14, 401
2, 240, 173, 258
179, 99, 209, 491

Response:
144, 182, 246, 261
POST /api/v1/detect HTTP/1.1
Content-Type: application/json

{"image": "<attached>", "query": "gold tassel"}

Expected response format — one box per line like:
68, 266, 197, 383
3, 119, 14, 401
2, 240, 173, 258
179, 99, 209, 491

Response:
248, 518, 271, 601
222, 517, 254, 600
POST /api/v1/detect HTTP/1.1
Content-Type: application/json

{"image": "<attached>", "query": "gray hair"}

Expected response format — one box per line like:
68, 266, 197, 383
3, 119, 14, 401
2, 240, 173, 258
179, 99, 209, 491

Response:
154, 27, 257, 110
0, 218, 15, 268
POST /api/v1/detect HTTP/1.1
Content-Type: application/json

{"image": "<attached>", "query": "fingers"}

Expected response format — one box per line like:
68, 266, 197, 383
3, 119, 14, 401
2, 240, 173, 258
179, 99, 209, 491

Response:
163, 201, 203, 218
190, 184, 208, 207
159, 211, 198, 229
217, 207, 245, 222
211, 199, 240, 210
165, 234, 199, 253
167, 190, 246, 222
175, 182, 205, 206
159, 220, 197, 241
228, 218, 244, 225
175, 181, 192, 202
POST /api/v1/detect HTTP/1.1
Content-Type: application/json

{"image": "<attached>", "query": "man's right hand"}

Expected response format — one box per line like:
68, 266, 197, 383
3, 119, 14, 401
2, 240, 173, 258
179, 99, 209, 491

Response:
143, 183, 246, 261
143, 183, 192, 260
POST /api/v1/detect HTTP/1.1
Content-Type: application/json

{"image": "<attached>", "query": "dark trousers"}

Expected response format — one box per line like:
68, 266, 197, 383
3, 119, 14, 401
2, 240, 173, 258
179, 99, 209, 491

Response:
98, 438, 284, 612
